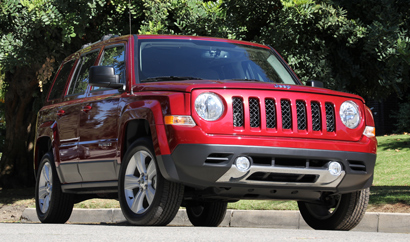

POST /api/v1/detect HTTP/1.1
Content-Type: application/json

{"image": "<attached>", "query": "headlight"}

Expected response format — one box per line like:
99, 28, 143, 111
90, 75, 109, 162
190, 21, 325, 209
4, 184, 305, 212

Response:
339, 101, 361, 129
195, 93, 224, 121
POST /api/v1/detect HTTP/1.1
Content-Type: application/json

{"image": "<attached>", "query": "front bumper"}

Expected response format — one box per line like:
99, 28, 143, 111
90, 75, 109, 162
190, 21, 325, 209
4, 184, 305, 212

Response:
157, 144, 376, 196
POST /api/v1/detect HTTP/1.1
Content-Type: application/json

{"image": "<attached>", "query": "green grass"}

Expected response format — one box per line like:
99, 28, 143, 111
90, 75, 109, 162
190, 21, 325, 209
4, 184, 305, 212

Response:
373, 134, 410, 186
367, 134, 410, 208
228, 200, 298, 210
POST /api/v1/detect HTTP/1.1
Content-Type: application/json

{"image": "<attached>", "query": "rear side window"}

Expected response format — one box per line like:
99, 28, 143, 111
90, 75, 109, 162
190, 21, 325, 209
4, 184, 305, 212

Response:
67, 51, 99, 95
48, 60, 75, 100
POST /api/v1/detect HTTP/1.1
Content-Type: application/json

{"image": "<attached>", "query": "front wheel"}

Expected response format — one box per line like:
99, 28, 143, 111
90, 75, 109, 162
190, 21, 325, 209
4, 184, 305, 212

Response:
186, 201, 228, 227
298, 188, 369, 230
35, 152, 74, 223
118, 138, 184, 226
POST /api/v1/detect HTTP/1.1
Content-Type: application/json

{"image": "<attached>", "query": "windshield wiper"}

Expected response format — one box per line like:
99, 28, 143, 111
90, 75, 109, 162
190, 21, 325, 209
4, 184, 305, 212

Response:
142, 76, 203, 82
228, 78, 262, 82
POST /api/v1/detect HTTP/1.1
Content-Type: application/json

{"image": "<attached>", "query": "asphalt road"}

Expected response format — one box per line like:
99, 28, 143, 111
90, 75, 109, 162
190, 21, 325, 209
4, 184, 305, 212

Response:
1, 223, 409, 242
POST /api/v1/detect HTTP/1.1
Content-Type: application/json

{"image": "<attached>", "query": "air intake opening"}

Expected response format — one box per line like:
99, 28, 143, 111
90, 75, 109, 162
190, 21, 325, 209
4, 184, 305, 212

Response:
205, 153, 232, 164
275, 158, 307, 168
247, 172, 318, 183
348, 160, 366, 172
251, 156, 272, 166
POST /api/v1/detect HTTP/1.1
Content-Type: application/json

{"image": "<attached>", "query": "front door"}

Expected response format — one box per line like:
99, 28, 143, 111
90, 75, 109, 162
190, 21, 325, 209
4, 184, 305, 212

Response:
77, 44, 126, 183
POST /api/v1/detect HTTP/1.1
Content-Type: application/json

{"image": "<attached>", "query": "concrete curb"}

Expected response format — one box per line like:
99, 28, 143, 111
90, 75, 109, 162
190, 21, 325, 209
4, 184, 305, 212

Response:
22, 208, 410, 233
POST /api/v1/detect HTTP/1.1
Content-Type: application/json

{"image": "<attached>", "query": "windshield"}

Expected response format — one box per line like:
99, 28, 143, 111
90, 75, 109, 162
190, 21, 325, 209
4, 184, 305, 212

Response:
137, 39, 299, 84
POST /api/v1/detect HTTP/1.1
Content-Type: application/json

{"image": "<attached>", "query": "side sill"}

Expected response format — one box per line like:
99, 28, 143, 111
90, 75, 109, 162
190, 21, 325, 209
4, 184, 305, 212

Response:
61, 181, 118, 194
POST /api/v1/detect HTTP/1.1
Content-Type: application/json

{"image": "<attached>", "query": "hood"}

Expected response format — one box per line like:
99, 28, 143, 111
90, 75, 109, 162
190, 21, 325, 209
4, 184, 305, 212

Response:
133, 80, 364, 102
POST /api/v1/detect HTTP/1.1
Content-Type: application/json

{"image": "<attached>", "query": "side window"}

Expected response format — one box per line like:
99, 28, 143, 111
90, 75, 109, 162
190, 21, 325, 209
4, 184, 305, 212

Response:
48, 60, 75, 100
67, 51, 99, 95
100, 45, 125, 80
92, 45, 125, 91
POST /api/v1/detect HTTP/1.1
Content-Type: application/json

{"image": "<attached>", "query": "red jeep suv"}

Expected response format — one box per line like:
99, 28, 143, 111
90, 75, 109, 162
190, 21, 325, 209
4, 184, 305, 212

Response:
34, 34, 376, 230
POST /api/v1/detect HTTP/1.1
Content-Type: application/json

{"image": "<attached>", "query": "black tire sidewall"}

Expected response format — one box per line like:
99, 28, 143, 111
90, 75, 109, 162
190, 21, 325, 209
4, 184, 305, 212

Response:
186, 201, 228, 227
118, 138, 165, 225
298, 191, 361, 230
35, 152, 60, 222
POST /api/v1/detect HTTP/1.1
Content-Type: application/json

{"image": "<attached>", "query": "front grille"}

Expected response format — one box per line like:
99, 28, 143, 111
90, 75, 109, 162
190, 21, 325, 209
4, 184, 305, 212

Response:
265, 99, 276, 128
233, 97, 244, 127
249, 98, 260, 128
281, 100, 292, 129
232, 97, 336, 132
325, 103, 335, 132
296, 101, 307, 130
311, 102, 321, 131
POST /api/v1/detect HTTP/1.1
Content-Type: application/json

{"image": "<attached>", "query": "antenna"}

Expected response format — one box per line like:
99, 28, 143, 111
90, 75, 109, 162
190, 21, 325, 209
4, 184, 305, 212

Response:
129, 0, 132, 35
128, 0, 134, 95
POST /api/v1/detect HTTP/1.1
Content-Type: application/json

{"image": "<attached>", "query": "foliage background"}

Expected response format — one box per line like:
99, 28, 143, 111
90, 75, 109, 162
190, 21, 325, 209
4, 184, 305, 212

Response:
0, 0, 409, 187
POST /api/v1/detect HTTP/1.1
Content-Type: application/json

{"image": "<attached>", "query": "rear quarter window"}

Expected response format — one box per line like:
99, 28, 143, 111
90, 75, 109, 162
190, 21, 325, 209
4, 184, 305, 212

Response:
48, 60, 75, 100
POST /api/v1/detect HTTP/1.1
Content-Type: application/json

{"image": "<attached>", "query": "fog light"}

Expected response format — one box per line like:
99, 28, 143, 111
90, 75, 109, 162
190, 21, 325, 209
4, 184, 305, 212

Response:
328, 161, 342, 176
235, 156, 251, 172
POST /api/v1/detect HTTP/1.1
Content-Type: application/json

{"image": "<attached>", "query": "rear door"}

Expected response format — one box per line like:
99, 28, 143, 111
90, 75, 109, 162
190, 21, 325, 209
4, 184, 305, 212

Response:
56, 49, 100, 183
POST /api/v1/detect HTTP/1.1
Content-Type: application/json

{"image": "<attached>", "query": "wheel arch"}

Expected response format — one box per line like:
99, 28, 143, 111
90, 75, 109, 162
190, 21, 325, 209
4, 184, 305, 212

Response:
34, 136, 52, 176
119, 99, 170, 162
121, 119, 152, 159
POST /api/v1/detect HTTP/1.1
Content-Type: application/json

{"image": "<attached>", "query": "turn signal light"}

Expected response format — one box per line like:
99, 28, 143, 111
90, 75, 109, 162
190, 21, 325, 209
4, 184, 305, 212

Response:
363, 126, 376, 138
164, 115, 196, 127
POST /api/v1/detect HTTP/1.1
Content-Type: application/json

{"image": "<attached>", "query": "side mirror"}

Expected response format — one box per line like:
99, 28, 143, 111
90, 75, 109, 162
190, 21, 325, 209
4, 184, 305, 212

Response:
306, 80, 324, 88
89, 66, 125, 90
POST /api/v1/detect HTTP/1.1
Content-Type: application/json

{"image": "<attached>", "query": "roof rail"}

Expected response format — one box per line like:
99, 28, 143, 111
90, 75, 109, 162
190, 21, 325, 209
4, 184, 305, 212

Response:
81, 34, 120, 49
101, 34, 119, 41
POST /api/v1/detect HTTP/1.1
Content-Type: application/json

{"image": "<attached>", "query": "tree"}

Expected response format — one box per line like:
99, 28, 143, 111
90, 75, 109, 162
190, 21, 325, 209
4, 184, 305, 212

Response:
222, 0, 410, 100
1, 0, 409, 188
0, 0, 143, 188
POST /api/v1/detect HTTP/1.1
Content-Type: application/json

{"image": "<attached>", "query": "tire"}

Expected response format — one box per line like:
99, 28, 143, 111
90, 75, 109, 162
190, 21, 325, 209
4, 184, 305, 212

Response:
298, 188, 370, 230
186, 201, 228, 227
35, 152, 74, 223
118, 138, 184, 226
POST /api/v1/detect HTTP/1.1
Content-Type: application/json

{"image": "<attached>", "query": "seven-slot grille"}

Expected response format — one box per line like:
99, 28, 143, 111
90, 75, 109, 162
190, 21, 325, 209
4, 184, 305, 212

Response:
232, 97, 336, 132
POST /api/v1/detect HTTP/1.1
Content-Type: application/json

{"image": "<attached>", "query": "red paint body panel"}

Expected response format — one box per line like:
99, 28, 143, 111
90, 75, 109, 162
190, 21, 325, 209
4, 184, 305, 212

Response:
133, 80, 364, 102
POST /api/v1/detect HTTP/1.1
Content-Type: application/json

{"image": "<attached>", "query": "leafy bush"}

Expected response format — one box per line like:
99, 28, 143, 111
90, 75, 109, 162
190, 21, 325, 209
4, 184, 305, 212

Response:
391, 95, 410, 133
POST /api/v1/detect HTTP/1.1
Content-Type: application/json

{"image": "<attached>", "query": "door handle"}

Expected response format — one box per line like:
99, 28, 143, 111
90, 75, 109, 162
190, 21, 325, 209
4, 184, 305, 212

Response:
57, 110, 65, 117
82, 105, 92, 113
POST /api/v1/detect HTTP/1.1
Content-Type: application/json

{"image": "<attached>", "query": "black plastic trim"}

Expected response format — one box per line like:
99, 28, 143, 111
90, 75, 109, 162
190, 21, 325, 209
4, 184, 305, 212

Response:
156, 144, 376, 194
61, 181, 118, 194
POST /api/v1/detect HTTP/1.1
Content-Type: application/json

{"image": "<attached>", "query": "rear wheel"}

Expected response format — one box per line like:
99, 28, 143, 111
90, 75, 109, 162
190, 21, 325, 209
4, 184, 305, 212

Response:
298, 188, 369, 230
35, 152, 74, 223
186, 201, 228, 227
118, 138, 184, 226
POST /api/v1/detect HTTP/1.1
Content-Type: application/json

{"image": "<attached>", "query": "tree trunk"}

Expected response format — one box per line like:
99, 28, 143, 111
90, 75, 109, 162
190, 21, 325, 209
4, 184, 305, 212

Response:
0, 66, 42, 188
